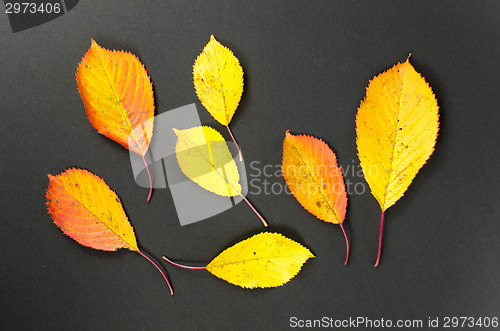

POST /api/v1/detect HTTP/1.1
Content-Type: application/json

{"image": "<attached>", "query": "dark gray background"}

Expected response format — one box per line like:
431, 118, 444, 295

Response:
1, 1, 499, 330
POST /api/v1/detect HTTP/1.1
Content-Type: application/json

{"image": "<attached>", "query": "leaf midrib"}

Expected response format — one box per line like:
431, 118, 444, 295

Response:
380, 62, 412, 210
211, 39, 230, 123
208, 253, 312, 268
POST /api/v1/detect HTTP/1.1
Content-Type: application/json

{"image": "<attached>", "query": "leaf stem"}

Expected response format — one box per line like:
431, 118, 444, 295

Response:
339, 223, 349, 266
239, 193, 268, 227
374, 211, 385, 268
141, 154, 153, 202
162, 256, 206, 269
226, 125, 242, 161
137, 250, 173, 295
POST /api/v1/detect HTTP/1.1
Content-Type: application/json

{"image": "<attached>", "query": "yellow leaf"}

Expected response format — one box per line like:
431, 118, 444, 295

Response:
206, 232, 314, 288
173, 126, 241, 197
356, 57, 439, 266
193, 35, 244, 160
193, 35, 243, 126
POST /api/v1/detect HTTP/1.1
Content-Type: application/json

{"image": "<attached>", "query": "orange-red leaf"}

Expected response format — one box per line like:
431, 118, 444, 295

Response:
46, 168, 138, 251
75, 40, 154, 156
283, 131, 347, 224
46, 168, 173, 294
282, 131, 349, 264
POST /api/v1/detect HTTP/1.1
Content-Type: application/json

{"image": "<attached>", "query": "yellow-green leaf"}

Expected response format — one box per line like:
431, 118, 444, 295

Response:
173, 126, 241, 197
193, 35, 243, 126
173, 125, 268, 226
206, 232, 314, 288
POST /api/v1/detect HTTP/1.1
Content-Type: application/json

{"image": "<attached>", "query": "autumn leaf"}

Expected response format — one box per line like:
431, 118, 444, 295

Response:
46, 168, 173, 294
76, 39, 155, 201
174, 126, 240, 197
356, 56, 439, 267
282, 131, 349, 265
173, 125, 267, 227
163, 232, 314, 289
193, 35, 244, 160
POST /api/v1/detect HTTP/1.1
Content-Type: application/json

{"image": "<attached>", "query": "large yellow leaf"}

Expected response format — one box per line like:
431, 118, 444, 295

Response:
76, 39, 155, 201
46, 168, 173, 294
173, 126, 267, 226
163, 233, 314, 289
356, 57, 439, 266
193, 35, 244, 159
282, 131, 349, 265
